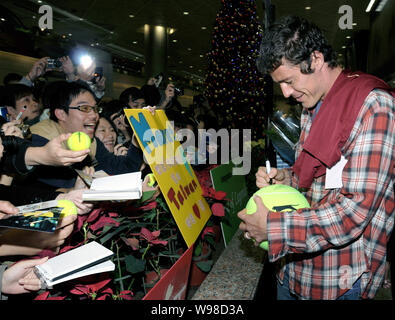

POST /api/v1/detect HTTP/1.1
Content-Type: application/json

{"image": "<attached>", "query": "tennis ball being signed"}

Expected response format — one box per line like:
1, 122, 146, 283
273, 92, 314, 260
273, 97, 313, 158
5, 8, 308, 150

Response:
57, 199, 78, 218
245, 184, 310, 250
67, 131, 91, 151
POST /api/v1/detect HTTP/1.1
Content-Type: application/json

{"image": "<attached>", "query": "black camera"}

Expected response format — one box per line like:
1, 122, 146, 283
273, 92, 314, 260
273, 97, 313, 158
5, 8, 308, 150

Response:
174, 86, 184, 96
154, 72, 164, 87
16, 124, 32, 139
91, 67, 103, 84
47, 58, 62, 70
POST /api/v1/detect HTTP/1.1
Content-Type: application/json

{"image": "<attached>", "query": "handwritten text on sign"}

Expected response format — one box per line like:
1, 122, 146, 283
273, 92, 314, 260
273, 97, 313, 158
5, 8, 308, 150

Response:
124, 109, 211, 247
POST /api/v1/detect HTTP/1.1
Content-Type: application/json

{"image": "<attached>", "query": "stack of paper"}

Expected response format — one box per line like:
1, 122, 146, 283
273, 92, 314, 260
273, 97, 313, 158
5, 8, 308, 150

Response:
34, 241, 115, 288
82, 172, 142, 201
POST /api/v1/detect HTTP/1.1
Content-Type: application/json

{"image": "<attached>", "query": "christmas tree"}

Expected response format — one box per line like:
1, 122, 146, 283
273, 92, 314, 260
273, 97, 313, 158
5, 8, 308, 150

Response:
204, 0, 268, 141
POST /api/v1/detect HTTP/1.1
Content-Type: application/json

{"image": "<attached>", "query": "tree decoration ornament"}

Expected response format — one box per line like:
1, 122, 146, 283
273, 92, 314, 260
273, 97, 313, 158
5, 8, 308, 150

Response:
203, 2, 269, 141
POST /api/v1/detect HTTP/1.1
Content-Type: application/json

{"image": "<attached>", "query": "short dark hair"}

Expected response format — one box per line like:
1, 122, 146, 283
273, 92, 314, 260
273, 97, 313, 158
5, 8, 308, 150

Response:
41, 80, 94, 121
97, 114, 118, 136
3, 73, 22, 85
99, 99, 124, 119
119, 87, 144, 105
2, 84, 33, 109
256, 16, 338, 74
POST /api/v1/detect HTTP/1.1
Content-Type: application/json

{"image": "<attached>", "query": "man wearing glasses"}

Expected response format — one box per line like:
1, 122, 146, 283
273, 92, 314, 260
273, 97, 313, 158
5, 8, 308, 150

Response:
27, 81, 143, 189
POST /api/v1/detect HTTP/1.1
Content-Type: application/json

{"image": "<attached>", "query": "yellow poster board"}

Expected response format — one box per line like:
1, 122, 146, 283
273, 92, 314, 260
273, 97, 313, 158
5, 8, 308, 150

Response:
124, 109, 212, 248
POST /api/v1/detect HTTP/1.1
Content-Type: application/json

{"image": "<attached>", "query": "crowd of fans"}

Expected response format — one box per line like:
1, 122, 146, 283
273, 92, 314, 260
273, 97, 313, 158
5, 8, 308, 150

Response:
0, 55, 219, 298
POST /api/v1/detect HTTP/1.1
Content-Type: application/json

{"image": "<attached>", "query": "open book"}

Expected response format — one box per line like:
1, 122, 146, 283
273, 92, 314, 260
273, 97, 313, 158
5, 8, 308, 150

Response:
34, 241, 115, 288
82, 172, 143, 201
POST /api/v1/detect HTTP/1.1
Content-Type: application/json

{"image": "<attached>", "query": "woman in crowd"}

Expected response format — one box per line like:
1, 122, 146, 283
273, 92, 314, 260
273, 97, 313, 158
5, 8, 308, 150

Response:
95, 115, 128, 155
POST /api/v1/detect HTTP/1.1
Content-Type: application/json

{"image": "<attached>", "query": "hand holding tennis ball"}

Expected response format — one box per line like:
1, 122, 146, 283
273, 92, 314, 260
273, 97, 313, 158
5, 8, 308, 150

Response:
57, 199, 78, 218
67, 131, 91, 151
245, 184, 310, 250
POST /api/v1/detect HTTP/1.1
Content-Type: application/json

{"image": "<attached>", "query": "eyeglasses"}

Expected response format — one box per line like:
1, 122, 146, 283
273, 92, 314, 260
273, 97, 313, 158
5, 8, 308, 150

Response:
69, 105, 102, 114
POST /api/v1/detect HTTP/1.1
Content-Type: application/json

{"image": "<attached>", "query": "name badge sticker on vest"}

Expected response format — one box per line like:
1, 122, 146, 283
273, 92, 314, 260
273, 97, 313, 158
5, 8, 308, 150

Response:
325, 155, 348, 189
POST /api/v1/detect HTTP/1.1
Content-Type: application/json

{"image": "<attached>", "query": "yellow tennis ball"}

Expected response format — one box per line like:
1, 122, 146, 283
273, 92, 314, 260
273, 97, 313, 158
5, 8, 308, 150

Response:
57, 199, 78, 218
67, 131, 91, 151
245, 184, 310, 250
146, 173, 156, 187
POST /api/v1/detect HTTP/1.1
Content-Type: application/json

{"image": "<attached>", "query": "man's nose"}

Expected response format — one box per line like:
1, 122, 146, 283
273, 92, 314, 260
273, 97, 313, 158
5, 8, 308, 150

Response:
280, 83, 293, 98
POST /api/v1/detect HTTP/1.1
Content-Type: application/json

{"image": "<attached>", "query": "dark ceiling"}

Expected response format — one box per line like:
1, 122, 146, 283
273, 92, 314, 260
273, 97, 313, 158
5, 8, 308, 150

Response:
0, 0, 391, 86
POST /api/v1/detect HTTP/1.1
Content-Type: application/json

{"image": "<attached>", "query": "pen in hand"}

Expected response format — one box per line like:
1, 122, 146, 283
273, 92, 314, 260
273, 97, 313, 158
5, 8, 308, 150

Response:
266, 160, 273, 185
16, 106, 27, 121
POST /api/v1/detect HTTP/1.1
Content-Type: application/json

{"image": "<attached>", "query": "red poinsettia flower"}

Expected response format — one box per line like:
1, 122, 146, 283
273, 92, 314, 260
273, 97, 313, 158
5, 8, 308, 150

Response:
211, 202, 225, 217
34, 291, 66, 300
118, 290, 134, 300
70, 278, 112, 300
139, 200, 158, 211
89, 216, 120, 232
201, 226, 215, 239
137, 227, 168, 246
213, 190, 227, 200
122, 237, 140, 250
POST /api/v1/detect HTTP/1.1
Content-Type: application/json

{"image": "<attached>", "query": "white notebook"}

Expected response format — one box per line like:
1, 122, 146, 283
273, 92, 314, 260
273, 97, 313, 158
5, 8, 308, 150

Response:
34, 241, 115, 288
82, 172, 142, 201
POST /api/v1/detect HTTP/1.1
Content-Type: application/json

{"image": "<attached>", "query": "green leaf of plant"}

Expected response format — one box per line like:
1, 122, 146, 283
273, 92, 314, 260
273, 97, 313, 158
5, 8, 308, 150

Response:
196, 260, 213, 272
124, 255, 146, 274
99, 225, 130, 244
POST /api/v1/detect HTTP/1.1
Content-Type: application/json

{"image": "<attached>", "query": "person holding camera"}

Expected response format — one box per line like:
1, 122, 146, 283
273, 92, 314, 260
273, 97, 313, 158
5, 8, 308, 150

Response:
2, 83, 41, 126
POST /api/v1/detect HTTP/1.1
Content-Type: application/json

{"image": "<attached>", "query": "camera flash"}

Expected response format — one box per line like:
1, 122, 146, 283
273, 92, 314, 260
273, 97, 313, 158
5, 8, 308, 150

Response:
80, 55, 93, 69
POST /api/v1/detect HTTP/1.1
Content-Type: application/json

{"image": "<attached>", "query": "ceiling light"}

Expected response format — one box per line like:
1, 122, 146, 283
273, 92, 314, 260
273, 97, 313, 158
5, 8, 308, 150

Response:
132, 41, 137, 44
375, 0, 388, 11
199, 54, 204, 58
0, 18, 5, 22
37, 0, 42, 3
346, 36, 351, 39
172, 39, 177, 43
201, 26, 207, 30
365, 0, 376, 12
129, 14, 135, 18
342, 46, 346, 49
305, 6, 311, 10
183, 12, 189, 15
168, 28, 176, 35
352, 22, 357, 26
68, 33, 72, 36
187, 48, 192, 51
189, 66, 193, 68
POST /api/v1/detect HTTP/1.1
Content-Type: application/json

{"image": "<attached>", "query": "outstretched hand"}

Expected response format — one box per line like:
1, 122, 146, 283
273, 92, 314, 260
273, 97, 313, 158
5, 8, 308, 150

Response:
25, 133, 90, 167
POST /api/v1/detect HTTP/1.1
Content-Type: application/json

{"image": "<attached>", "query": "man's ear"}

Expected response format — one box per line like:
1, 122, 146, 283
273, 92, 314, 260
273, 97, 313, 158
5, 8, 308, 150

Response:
54, 108, 68, 122
311, 50, 325, 71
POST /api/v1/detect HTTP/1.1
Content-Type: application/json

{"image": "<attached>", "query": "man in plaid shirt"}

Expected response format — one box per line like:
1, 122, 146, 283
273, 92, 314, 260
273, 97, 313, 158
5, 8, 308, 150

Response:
238, 16, 394, 300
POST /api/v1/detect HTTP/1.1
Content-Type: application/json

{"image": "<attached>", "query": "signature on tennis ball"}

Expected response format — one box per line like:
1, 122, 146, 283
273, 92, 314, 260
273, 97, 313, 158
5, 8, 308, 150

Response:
67, 131, 91, 151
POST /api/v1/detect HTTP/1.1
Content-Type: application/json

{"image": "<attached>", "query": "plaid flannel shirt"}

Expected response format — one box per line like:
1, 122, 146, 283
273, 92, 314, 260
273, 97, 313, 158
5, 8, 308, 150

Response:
267, 89, 394, 300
